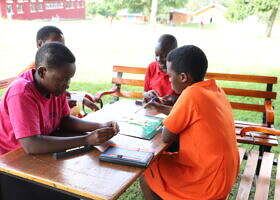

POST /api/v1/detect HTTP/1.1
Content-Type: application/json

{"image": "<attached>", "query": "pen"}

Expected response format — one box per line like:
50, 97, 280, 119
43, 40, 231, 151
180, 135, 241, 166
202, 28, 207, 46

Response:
53, 145, 95, 159
135, 97, 160, 114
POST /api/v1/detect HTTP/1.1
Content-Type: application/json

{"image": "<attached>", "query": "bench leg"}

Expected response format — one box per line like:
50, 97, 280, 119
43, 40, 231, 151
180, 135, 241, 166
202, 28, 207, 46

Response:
256, 145, 272, 175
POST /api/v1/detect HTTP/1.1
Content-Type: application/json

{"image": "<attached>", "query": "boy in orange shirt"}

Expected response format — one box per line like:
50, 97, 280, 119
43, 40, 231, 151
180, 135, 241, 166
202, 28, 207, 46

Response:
141, 45, 239, 200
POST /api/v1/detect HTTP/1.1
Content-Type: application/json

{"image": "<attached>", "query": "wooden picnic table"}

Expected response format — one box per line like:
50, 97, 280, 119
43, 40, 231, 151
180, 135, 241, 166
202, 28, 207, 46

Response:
0, 99, 168, 200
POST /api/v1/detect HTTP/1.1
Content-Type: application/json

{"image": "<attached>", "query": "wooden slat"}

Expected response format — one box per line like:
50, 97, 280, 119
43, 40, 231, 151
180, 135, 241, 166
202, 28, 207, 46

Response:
230, 102, 265, 112
112, 77, 144, 87
235, 128, 278, 141
236, 150, 259, 200
235, 121, 267, 127
254, 152, 274, 200
236, 131, 278, 141
112, 91, 143, 99
236, 135, 278, 146
223, 88, 277, 99
113, 66, 146, 74
205, 73, 277, 84
0, 77, 16, 89
239, 148, 246, 165
275, 154, 280, 200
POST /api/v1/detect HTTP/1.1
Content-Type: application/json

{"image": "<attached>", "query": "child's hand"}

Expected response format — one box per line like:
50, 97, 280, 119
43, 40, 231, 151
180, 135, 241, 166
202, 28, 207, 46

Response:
144, 101, 162, 113
83, 98, 99, 111
143, 90, 158, 103
68, 99, 77, 108
86, 127, 116, 146
103, 121, 119, 135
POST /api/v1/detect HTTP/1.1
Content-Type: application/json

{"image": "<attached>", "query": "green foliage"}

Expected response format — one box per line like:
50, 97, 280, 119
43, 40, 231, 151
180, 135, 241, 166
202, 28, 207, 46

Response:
254, 0, 280, 12
86, 0, 125, 18
186, 0, 233, 11
123, 0, 188, 17
226, 0, 255, 21
158, 0, 189, 14
86, 2, 98, 17
227, 0, 280, 21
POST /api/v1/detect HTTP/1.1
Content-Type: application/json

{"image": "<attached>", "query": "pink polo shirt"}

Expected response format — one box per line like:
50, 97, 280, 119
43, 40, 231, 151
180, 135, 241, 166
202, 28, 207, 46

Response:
0, 69, 70, 155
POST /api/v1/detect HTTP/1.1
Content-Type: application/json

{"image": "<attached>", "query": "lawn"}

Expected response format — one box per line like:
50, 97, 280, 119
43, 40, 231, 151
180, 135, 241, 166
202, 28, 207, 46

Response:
0, 19, 279, 199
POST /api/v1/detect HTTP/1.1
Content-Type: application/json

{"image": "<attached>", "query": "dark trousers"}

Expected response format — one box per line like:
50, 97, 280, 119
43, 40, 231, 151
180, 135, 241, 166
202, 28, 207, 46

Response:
0, 174, 79, 200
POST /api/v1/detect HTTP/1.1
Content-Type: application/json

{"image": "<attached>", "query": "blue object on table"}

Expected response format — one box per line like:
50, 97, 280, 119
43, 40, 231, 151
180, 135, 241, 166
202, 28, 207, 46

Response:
99, 146, 154, 168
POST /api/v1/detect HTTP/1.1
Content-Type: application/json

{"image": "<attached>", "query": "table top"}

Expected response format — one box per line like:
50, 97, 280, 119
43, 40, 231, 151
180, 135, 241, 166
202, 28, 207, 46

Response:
0, 99, 168, 200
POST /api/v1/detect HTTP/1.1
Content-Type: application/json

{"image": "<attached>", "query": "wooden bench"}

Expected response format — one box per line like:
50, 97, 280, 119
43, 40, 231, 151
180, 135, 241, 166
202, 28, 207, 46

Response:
95, 65, 278, 148
229, 127, 280, 200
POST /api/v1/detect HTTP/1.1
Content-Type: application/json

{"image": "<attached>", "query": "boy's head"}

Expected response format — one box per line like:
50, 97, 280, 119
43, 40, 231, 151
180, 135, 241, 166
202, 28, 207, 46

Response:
166, 45, 208, 94
36, 26, 64, 48
155, 34, 177, 73
35, 42, 76, 96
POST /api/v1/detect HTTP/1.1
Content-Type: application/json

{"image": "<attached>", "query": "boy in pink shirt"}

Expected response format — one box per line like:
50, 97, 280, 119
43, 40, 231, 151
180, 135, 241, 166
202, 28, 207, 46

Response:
0, 42, 119, 155
0, 42, 119, 200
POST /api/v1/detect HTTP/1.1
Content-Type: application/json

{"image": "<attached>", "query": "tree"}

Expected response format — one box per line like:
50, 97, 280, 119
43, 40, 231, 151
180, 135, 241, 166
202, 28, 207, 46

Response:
186, 0, 232, 11
227, 0, 280, 37
123, 0, 189, 21
86, 0, 125, 22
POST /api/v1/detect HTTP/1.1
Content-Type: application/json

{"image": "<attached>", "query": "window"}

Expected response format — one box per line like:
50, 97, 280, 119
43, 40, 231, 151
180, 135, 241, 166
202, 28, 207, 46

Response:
6, 5, 13, 13
16, 4, 24, 13
45, 2, 63, 10
30, 3, 36, 12
37, 3, 43, 11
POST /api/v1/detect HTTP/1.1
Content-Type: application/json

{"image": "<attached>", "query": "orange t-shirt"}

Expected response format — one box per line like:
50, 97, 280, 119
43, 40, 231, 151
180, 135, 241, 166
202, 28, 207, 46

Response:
144, 79, 239, 200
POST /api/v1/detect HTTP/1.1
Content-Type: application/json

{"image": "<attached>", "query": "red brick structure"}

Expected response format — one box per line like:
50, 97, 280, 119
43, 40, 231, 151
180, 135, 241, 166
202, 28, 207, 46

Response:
0, 0, 85, 20
169, 9, 192, 25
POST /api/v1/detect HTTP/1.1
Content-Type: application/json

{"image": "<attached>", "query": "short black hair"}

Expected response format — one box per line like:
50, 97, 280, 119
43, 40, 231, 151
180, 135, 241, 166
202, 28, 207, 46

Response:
167, 45, 208, 82
35, 42, 75, 69
158, 34, 177, 50
36, 26, 63, 42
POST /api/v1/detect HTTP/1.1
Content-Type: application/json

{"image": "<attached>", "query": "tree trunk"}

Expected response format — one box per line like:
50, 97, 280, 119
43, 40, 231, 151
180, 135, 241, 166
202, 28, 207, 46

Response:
149, 0, 158, 24
265, 7, 278, 38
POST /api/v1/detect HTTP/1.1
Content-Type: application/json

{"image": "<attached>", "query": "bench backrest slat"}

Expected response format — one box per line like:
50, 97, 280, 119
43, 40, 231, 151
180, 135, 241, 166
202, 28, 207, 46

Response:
111, 65, 277, 115
113, 66, 146, 74
236, 150, 259, 200
275, 154, 280, 200
254, 152, 274, 200
223, 88, 276, 99
230, 102, 265, 112
112, 78, 144, 87
205, 73, 277, 84
112, 91, 143, 99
